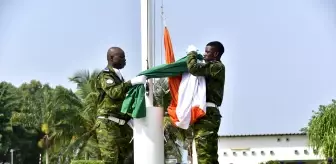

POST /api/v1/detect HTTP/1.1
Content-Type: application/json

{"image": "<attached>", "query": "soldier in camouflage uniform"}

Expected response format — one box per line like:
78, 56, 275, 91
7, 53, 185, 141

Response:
95, 47, 146, 164
186, 41, 225, 164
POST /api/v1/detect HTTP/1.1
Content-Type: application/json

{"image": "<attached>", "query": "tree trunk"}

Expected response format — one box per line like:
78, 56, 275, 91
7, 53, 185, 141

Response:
85, 152, 88, 160
188, 140, 193, 164
92, 132, 101, 160
45, 149, 49, 164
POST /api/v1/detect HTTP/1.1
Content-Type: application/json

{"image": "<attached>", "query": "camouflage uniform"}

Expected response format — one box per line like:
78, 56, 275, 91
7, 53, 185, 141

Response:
95, 65, 134, 164
187, 52, 225, 164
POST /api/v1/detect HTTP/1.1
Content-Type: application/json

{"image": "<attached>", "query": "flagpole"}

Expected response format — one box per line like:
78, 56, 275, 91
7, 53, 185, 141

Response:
134, 0, 164, 163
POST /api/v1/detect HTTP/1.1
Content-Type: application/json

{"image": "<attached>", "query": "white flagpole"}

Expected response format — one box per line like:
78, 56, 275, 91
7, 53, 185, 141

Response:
133, 0, 164, 163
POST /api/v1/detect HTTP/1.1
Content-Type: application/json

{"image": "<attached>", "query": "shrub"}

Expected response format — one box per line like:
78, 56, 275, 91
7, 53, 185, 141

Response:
259, 161, 281, 164
70, 160, 104, 164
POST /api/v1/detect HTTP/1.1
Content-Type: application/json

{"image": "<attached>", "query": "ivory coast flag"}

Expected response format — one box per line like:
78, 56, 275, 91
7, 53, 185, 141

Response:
163, 27, 207, 129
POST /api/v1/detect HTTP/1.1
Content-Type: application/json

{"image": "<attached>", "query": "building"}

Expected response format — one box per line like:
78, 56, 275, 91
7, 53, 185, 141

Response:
218, 133, 325, 164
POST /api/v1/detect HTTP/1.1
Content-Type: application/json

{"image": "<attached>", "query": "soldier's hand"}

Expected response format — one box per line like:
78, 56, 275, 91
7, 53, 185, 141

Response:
130, 75, 147, 85
186, 45, 198, 54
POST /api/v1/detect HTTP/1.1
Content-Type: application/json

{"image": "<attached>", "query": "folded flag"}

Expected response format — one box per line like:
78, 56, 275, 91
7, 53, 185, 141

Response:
121, 54, 202, 118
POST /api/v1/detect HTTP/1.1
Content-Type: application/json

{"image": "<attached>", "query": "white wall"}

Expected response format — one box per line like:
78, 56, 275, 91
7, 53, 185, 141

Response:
217, 135, 323, 164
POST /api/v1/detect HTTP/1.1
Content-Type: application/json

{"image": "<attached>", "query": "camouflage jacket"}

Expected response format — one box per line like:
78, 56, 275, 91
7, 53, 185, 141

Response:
95, 65, 133, 116
186, 52, 225, 107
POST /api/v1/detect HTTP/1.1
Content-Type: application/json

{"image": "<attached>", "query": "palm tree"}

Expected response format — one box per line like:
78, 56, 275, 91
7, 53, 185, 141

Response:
47, 86, 85, 163
65, 69, 102, 160
69, 69, 101, 98
11, 80, 84, 164
11, 81, 52, 163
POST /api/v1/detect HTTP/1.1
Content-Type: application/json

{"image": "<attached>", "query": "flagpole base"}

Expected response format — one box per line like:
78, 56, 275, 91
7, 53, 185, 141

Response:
133, 106, 164, 164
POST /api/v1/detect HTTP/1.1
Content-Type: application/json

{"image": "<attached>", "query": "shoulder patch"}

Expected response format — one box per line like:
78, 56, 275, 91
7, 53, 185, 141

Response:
106, 79, 114, 84
103, 67, 109, 72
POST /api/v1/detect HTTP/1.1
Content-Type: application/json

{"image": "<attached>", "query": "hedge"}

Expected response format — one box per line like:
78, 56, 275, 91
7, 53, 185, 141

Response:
70, 160, 104, 164
259, 161, 281, 164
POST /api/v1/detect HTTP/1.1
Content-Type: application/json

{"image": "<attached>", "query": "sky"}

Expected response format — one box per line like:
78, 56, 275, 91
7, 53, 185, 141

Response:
1, 0, 336, 135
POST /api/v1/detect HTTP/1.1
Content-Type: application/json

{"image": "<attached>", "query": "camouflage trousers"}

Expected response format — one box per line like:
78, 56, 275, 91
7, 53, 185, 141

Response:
192, 106, 221, 164
95, 118, 133, 164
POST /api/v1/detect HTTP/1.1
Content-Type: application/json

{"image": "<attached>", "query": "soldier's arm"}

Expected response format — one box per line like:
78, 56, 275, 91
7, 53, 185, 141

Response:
186, 52, 224, 77
100, 74, 132, 99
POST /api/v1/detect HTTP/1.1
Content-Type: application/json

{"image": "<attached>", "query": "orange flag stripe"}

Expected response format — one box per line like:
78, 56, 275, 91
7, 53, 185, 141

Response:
163, 27, 180, 126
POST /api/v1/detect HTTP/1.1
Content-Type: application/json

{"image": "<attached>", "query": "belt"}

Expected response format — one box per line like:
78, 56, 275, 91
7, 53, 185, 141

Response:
97, 115, 126, 125
206, 102, 219, 108
97, 115, 134, 143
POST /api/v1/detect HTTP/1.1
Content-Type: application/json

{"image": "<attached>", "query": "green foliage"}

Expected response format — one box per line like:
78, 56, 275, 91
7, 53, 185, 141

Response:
70, 160, 104, 164
1, 79, 92, 163
10, 80, 82, 163
69, 69, 101, 99
153, 78, 171, 111
0, 81, 44, 163
66, 70, 102, 160
306, 99, 336, 159
259, 160, 281, 164
0, 82, 17, 154
299, 127, 308, 133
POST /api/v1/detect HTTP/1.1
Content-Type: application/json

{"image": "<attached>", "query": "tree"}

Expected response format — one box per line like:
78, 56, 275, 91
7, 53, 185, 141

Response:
11, 80, 84, 164
65, 69, 102, 160
1, 74, 101, 163
0, 80, 44, 164
69, 69, 100, 99
299, 127, 308, 133
306, 99, 336, 159
0, 82, 20, 162
45, 86, 85, 163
